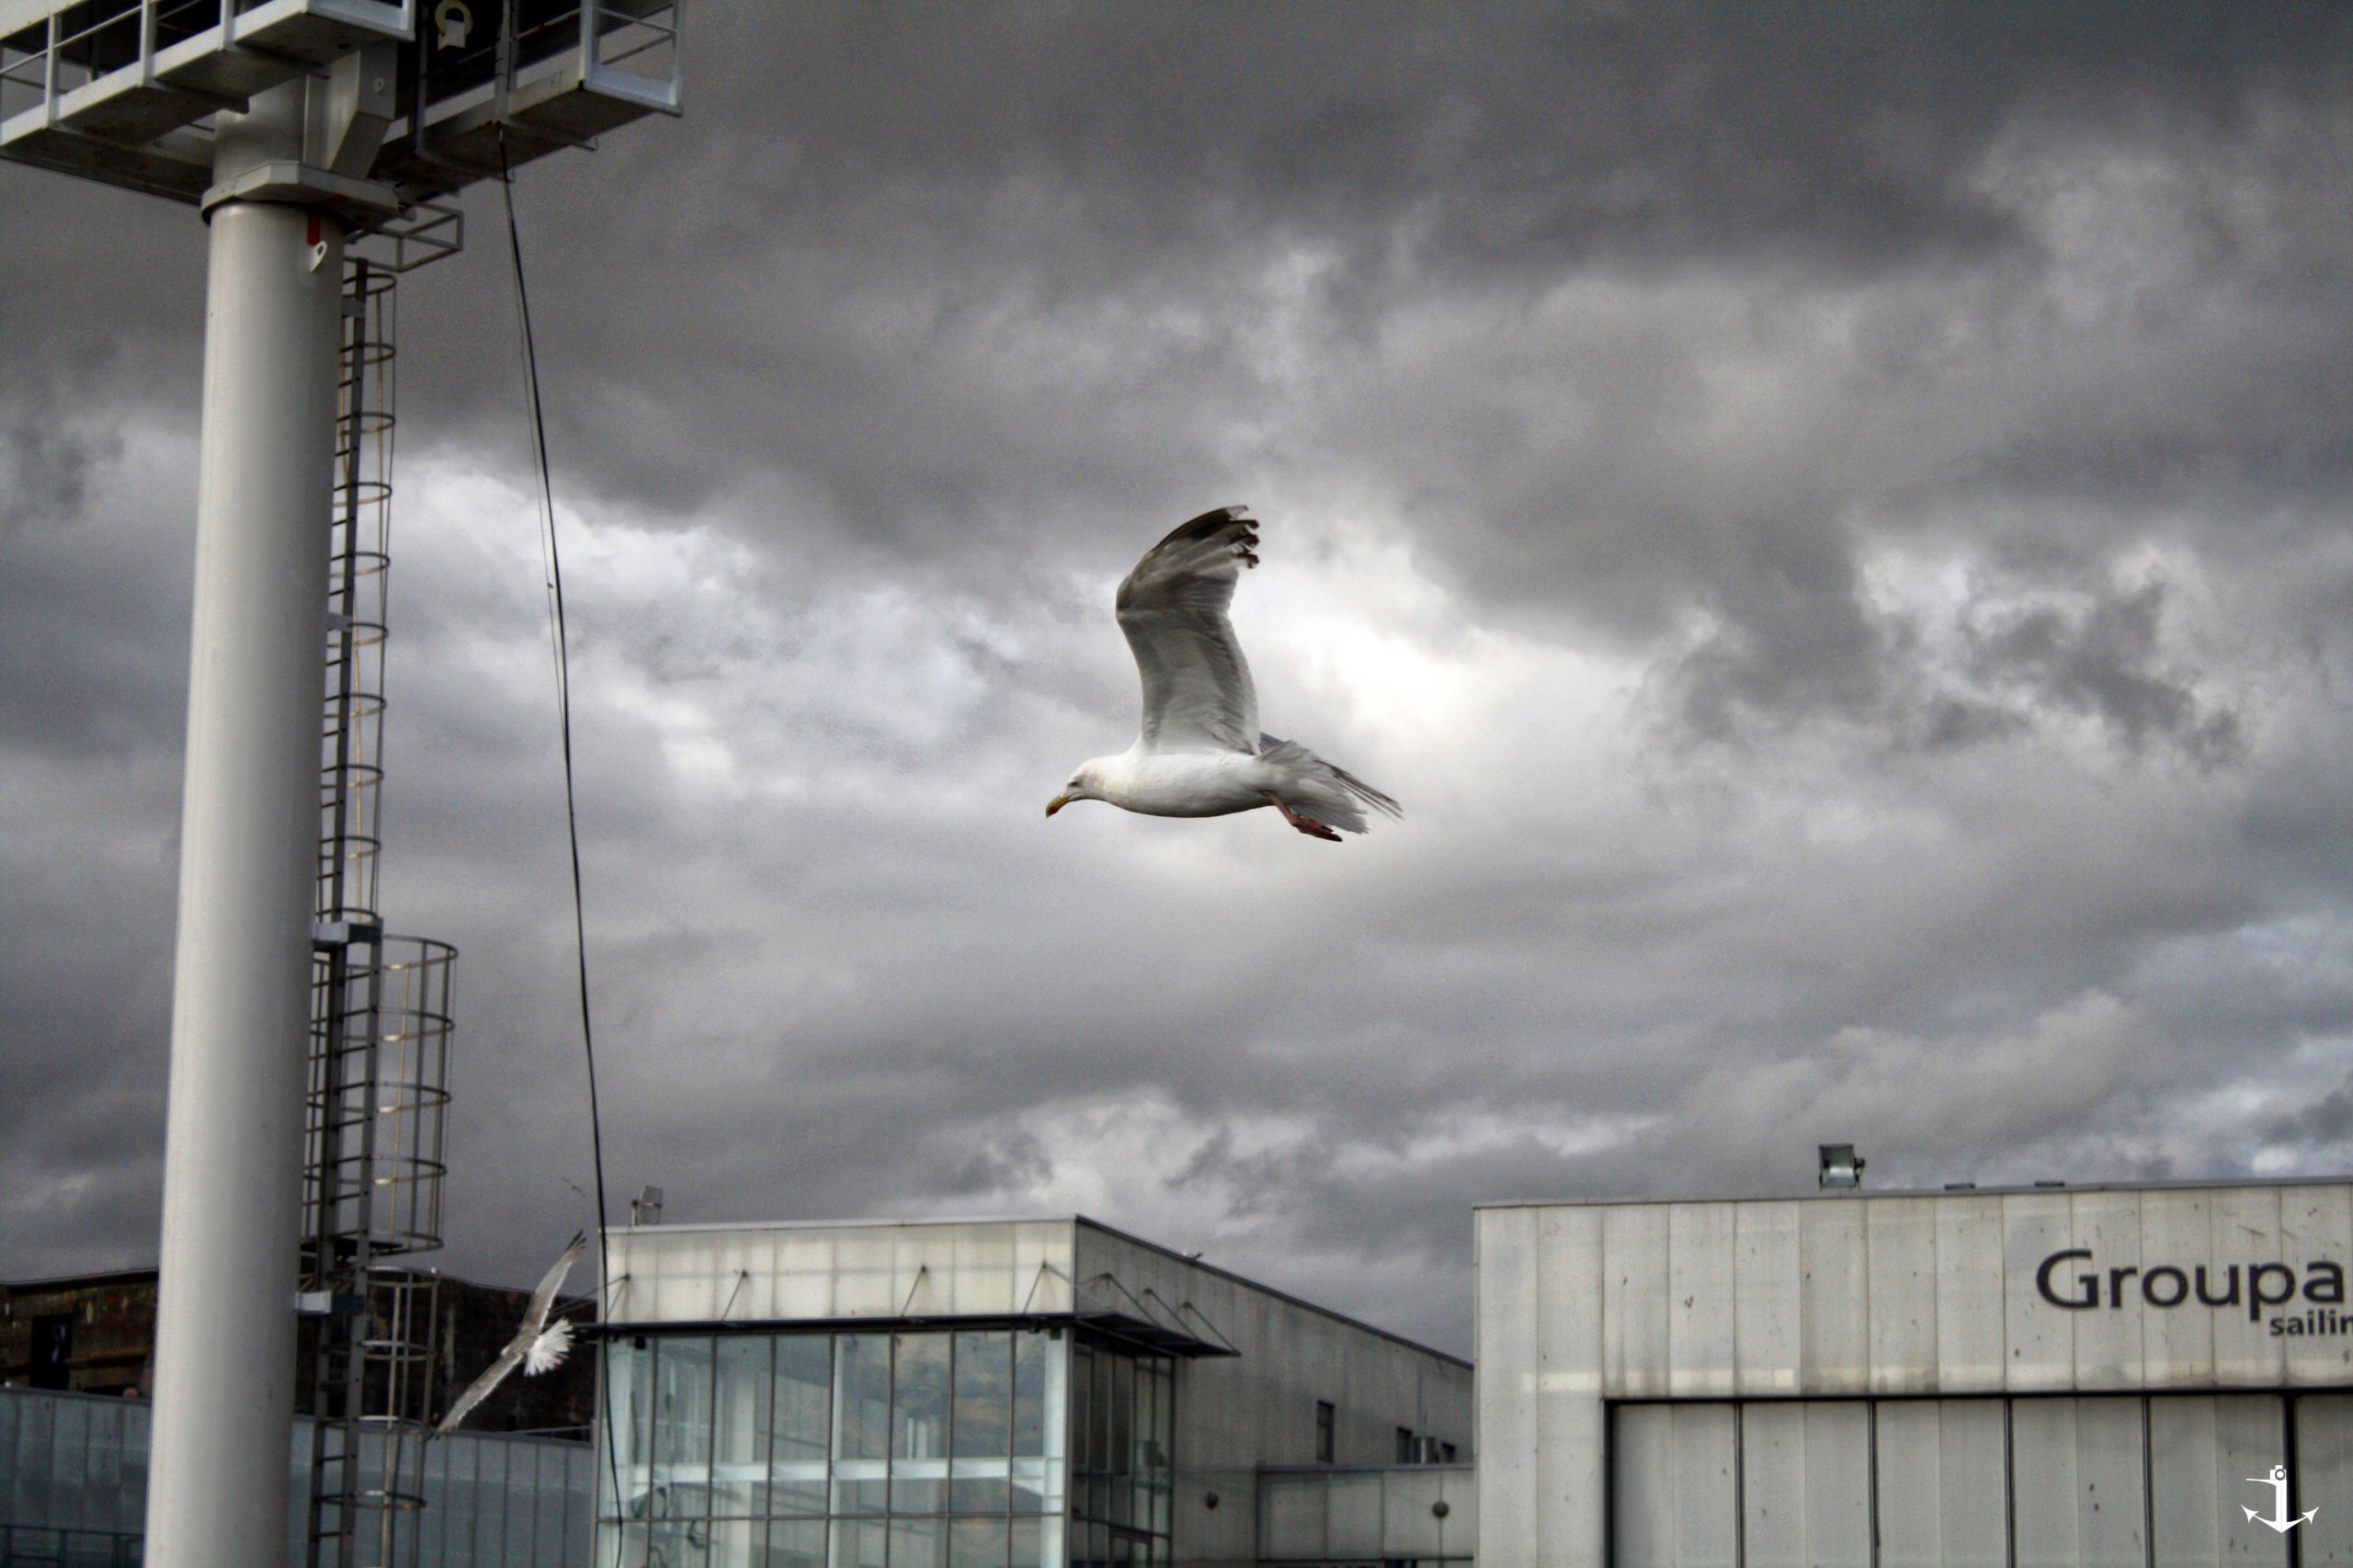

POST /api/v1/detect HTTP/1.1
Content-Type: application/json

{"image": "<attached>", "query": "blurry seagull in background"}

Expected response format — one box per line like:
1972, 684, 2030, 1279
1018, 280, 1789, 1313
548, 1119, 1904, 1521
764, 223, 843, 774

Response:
1049, 506, 1401, 842
430, 1230, 586, 1437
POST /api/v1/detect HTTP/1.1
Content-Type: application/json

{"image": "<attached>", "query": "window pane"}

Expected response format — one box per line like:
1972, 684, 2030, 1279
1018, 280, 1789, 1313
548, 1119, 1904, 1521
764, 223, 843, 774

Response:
773, 1335, 832, 1517
832, 1518, 888, 1568
708, 1519, 763, 1568
956, 1333, 1013, 1457
1144, 1362, 1171, 1507
1009, 1519, 1042, 1568
891, 1517, 946, 1568
770, 1519, 828, 1568
1085, 1352, 1112, 1521
604, 1340, 654, 1522
713, 1337, 771, 1517
835, 1335, 892, 1516
950, 1517, 1011, 1568
953, 1332, 1013, 1514
654, 1337, 716, 1520
647, 1522, 710, 1568
1013, 1333, 1064, 1461
1105, 1357, 1131, 1526
837, 1336, 892, 1460
1128, 1365, 1154, 1528
1069, 1346, 1092, 1478
952, 1455, 1012, 1517
893, 1335, 950, 1514
601, 1521, 651, 1568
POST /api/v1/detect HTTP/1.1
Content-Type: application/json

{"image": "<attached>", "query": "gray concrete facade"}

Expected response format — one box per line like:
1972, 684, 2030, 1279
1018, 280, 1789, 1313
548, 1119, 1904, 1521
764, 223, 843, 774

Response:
1477, 1179, 2353, 1568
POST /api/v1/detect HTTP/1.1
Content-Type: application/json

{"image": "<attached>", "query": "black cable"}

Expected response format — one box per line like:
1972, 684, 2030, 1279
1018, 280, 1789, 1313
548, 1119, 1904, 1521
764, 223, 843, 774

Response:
496, 126, 627, 1526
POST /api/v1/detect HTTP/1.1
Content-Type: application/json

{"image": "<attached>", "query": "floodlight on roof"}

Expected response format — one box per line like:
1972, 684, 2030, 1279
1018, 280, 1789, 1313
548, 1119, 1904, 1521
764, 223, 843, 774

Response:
1819, 1142, 1866, 1190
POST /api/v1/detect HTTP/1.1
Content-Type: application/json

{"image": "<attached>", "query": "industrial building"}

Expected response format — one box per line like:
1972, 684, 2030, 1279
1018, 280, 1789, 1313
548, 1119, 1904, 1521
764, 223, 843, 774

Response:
1475, 1177, 2353, 1568
0, 1262, 600, 1562
0, 1382, 592, 1562
14, 1178, 2353, 1564
1, 1264, 597, 1433
593, 1215, 1475, 1568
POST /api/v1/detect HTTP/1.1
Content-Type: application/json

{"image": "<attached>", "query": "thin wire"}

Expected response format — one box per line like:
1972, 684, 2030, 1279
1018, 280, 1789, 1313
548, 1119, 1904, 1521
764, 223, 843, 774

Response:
496, 128, 625, 1516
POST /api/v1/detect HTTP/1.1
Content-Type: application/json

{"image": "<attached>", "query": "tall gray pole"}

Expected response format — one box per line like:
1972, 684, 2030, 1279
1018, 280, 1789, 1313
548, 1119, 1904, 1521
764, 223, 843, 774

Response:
144, 79, 345, 1561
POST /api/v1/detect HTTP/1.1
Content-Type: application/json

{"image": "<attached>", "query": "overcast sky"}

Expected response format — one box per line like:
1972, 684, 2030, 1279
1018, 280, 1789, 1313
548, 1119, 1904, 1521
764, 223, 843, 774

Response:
5, 3, 2351, 1356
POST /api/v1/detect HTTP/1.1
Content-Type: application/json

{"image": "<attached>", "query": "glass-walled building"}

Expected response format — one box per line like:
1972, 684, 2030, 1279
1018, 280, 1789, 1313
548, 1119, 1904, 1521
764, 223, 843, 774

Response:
594, 1217, 1470, 1568
0, 1382, 590, 1563
600, 1324, 1176, 1568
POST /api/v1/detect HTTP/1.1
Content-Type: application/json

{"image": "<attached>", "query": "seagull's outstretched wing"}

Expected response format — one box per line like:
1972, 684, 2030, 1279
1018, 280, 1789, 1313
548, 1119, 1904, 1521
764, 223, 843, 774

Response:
1116, 506, 1261, 754
432, 1343, 526, 1437
430, 1230, 588, 1438
519, 1231, 587, 1337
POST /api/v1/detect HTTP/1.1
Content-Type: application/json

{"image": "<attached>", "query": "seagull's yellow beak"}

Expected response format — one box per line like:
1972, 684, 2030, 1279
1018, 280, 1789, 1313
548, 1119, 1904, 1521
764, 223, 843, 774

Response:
1046, 794, 1072, 817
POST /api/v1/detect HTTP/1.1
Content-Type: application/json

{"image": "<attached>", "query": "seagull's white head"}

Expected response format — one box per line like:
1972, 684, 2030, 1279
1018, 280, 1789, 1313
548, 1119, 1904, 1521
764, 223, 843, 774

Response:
1046, 761, 1110, 817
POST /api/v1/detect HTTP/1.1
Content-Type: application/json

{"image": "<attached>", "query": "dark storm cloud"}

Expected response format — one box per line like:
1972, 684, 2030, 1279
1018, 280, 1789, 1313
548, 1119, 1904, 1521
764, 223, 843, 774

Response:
2, 410, 117, 532
399, 3, 2353, 570
0, 440, 192, 756
6, 4, 2353, 1352
1961, 575, 2241, 762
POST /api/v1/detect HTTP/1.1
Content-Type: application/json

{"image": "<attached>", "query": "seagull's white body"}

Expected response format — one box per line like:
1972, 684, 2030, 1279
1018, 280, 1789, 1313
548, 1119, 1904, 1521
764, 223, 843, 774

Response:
1050, 506, 1400, 841
1084, 747, 1302, 817
431, 1230, 586, 1438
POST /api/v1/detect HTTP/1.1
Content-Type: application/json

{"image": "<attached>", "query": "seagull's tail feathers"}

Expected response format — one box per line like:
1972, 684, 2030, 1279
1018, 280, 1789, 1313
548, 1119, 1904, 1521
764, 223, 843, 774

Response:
524, 1317, 574, 1377
1257, 736, 1403, 835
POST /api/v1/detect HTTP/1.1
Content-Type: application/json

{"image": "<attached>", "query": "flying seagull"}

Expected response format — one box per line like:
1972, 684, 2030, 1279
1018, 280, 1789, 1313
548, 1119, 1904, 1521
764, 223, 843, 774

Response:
1049, 506, 1401, 842
430, 1230, 586, 1438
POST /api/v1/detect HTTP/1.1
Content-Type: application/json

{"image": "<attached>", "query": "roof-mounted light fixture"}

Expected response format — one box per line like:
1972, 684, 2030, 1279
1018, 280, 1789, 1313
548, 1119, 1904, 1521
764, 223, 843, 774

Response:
1819, 1143, 1866, 1190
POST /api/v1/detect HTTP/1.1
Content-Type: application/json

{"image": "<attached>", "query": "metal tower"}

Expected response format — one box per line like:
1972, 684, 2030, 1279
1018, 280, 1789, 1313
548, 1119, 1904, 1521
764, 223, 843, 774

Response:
300, 247, 458, 1566
0, 6, 682, 1562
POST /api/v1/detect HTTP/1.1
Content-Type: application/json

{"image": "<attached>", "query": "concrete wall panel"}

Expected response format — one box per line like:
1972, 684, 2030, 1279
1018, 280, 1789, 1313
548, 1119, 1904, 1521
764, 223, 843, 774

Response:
1733, 1202, 1802, 1396
1933, 1196, 2005, 1389
1668, 1203, 1737, 1398
1536, 1206, 1605, 1568
2069, 1189, 2146, 1390
1798, 1200, 1870, 1393
1866, 1198, 1938, 1394
1479, 1181, 2353, 1568
2140, 1188, 2219, 1387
